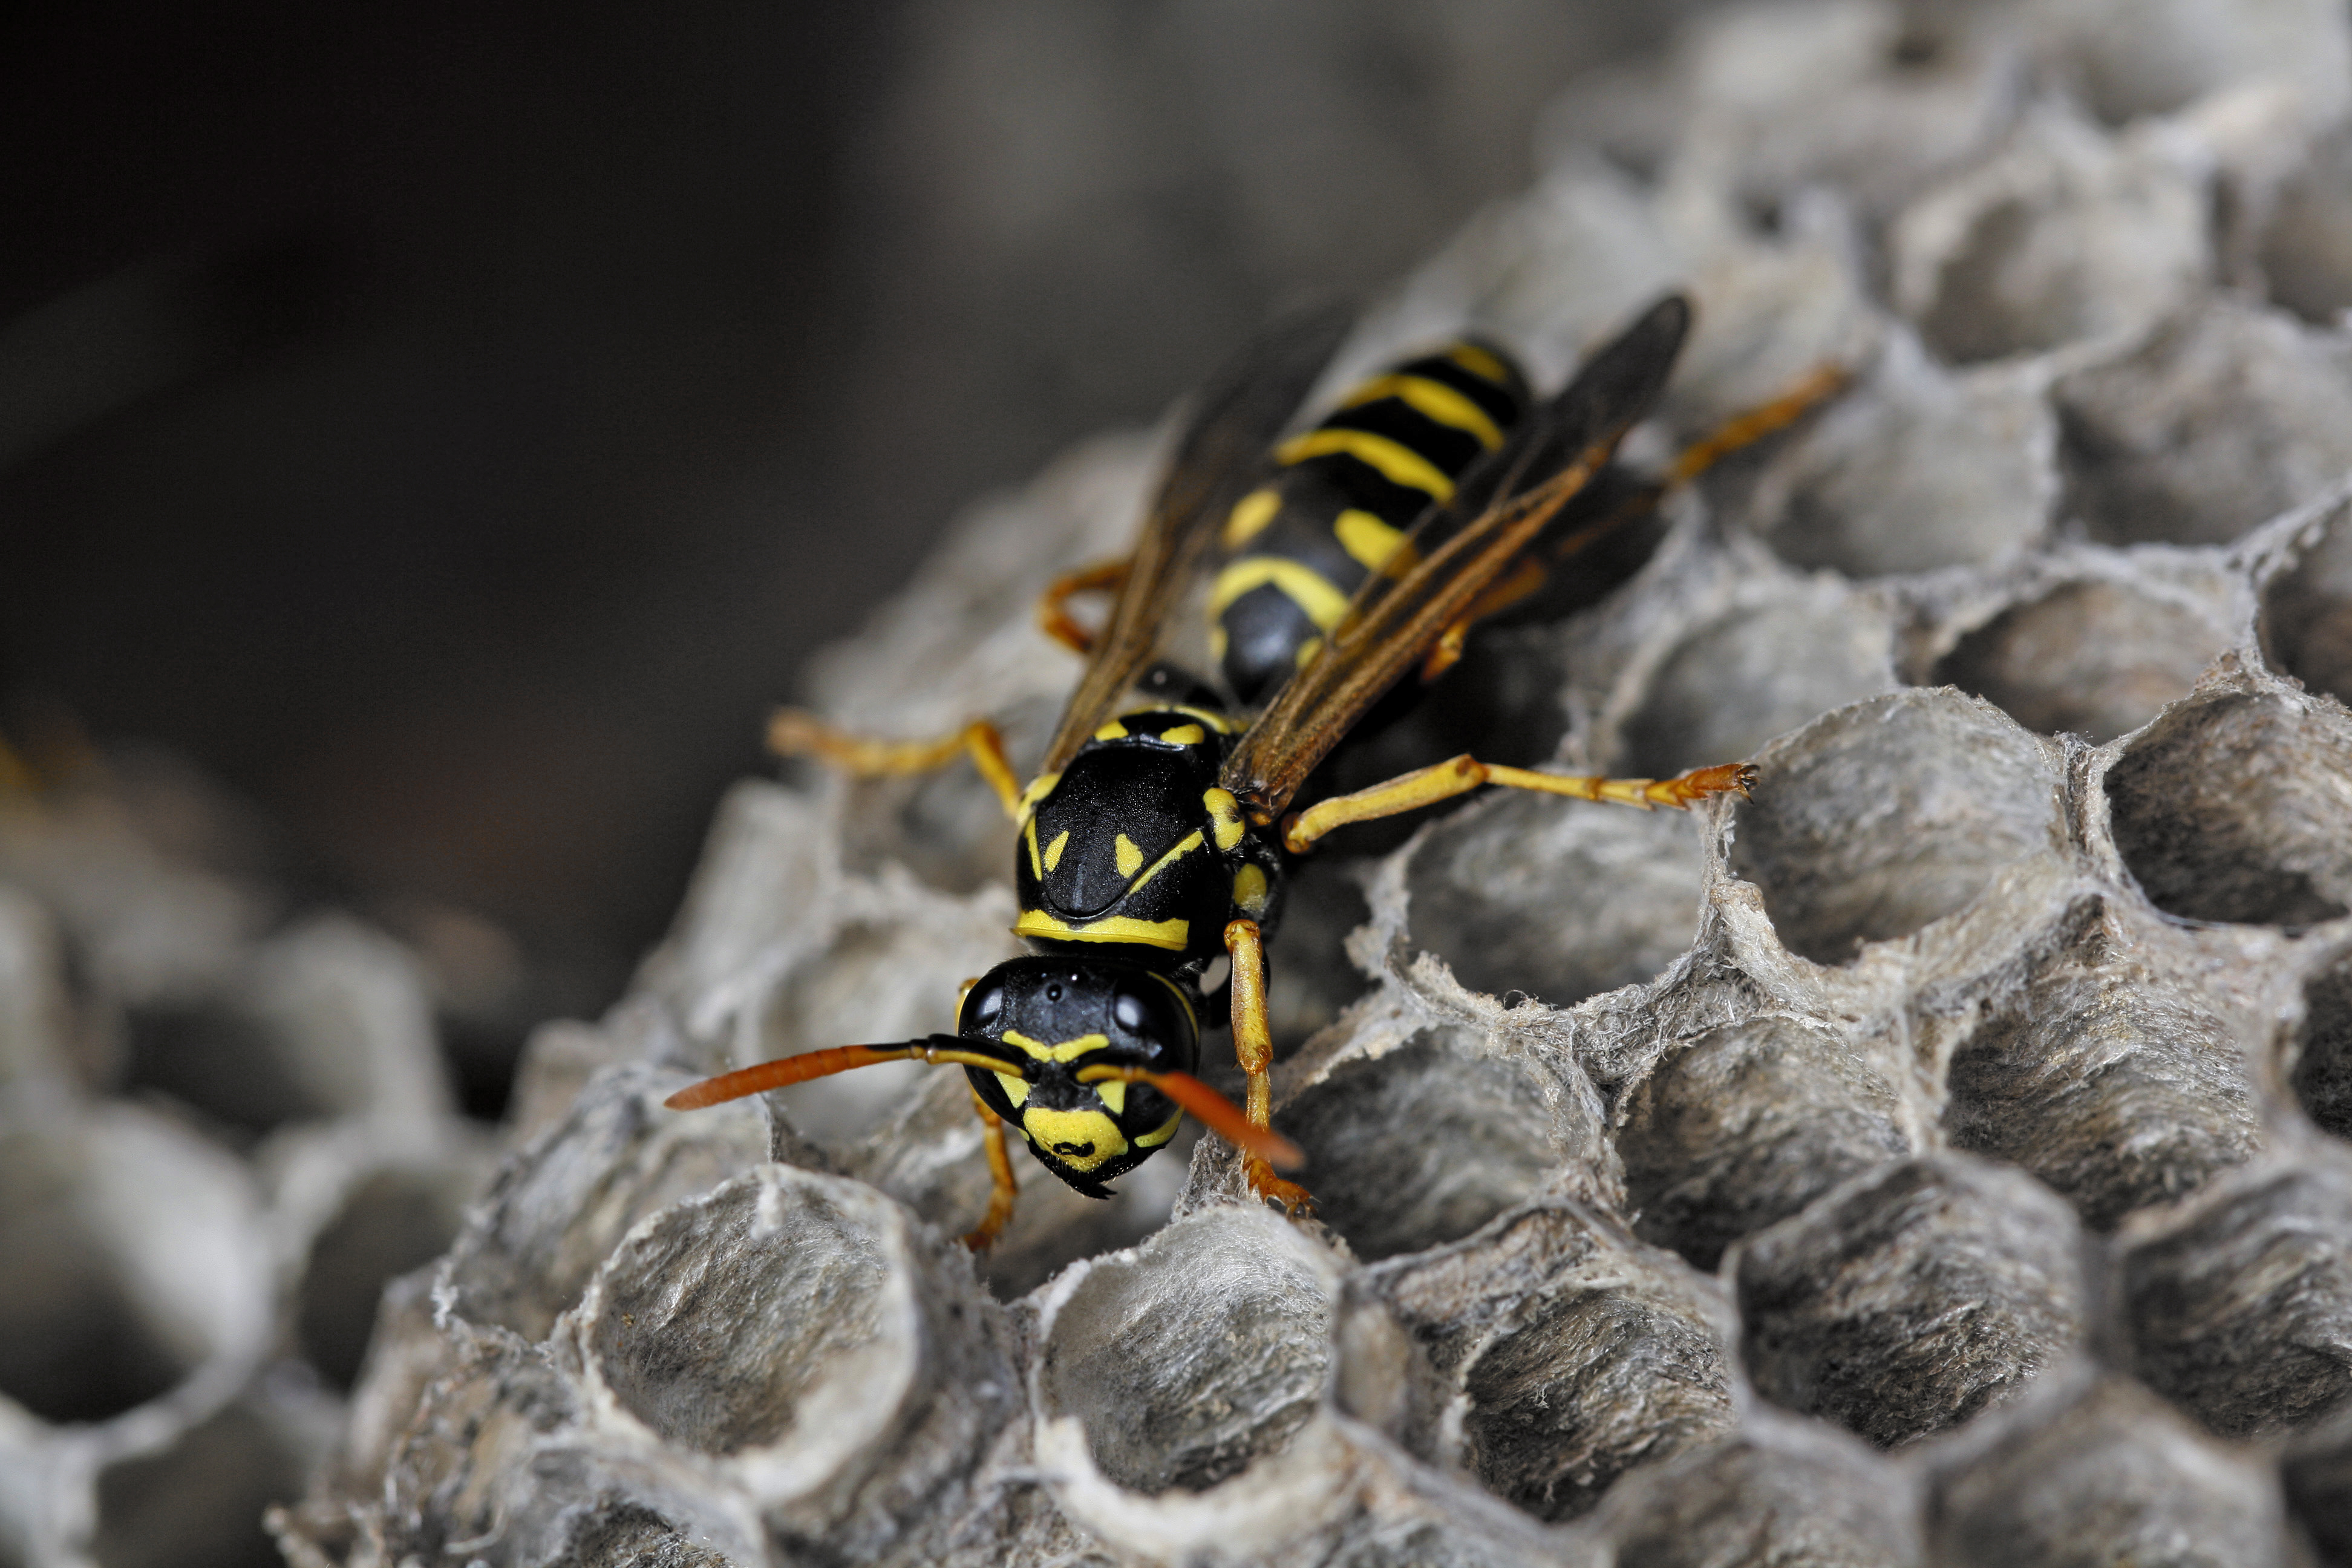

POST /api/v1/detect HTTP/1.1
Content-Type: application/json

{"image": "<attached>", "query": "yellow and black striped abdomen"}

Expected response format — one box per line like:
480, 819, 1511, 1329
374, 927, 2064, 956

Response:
1210, 341, 1530, 704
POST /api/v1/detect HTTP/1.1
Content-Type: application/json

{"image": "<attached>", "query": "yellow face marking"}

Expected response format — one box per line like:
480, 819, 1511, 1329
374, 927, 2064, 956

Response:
1043, 829, 1071, 872
1204, 787, 1246, 851
1135, 1111, 1182, 1148
1022, 1106, 1128, 1171
1211, 557, 1351, 631
1096, 1079, 1127, 1115
998, 1073, 1030, 1108
1001, 1030, 1111, 1063
1333, 508, 1420, 576
1094, 720, 1129, 742
1449, 342, 1513, 385
1161, 722, 1206, 746
1114, 834, 1145, 878
1223, 486, 1282, 550
1274, 428, 1455, 501
1338, 373, 1505, 449
1232, 863, 1271, 919
1014, 911, 1191, 949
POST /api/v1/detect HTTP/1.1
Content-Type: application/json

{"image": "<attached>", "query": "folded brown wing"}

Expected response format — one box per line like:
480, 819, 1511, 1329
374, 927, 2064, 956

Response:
1218, 294, 1693, 823
1037, 307, 1353, 779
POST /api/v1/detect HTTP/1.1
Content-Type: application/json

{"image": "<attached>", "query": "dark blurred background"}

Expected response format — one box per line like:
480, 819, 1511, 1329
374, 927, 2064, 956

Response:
0, 0, 1702, 1114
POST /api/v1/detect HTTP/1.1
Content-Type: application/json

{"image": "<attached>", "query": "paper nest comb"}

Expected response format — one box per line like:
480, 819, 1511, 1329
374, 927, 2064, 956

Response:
8, 0, 2352, 1563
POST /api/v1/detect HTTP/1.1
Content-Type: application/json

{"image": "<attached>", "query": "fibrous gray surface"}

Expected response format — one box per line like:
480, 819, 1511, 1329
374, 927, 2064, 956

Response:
11, 0, 2352, 1563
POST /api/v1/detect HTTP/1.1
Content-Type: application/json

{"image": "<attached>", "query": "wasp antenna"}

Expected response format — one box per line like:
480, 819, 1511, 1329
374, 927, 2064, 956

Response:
664, 1036, 1033, 1111
1076, 1064, 1304, 1171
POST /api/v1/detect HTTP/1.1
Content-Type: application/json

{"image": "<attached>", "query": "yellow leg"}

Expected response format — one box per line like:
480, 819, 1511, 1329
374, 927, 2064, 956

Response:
1284, 755, 1756, 855
1224, 918, 1313, 1216
1035, 557, 1129, 656
767, 709, 1023, 818
963, 1085, 1020, 1251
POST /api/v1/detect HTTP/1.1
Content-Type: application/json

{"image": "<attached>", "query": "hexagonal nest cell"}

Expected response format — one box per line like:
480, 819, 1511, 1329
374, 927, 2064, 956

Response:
14, 1, 2352, 1564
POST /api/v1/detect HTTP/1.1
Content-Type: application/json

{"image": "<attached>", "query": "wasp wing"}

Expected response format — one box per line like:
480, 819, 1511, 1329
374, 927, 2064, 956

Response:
1037, 307, 1352, 780
1219, 293, 1693, 822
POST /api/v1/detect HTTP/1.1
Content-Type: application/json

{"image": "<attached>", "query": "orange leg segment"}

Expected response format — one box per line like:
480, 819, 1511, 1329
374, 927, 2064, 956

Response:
964, 1085, 1021, 1251
1035, 557, 1131, 656
768, 708, 1023, 818
1222, 918, 1313, 1215
1283, 756, 1756, 856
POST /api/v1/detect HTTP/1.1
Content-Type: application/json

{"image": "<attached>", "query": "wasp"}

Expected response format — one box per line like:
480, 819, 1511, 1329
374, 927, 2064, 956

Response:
668, 294, 1843, 1246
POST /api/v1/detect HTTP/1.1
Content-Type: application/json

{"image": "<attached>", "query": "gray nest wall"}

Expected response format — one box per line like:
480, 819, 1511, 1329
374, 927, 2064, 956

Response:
10, 0, 2352, 1563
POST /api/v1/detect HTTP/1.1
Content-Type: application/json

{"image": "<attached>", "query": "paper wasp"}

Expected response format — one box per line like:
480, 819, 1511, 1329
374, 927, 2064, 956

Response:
669, 294, 1840, 1246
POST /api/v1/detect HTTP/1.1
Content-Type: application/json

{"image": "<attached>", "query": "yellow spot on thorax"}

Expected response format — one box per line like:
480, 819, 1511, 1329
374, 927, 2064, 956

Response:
1043, 829, 1070, 872
1114, 834, 1145, 878
1161, 723, 1206, 746
1094, 720, 1129, 742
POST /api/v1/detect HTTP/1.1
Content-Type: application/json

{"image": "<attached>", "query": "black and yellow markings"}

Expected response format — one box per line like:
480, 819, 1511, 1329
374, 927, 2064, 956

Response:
1230, 863, 1272, 920
995, 1028, 1178, 1171
1204, 787, 1246, 851
1211, 339, 1529, 701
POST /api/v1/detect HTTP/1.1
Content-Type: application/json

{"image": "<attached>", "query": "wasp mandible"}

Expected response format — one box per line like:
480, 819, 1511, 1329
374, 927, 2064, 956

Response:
670, 295, 1842, 1245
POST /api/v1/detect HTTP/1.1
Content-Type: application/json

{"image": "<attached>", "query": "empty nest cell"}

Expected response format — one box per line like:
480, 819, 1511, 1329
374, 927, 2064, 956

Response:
2262, 494, 2352, 706
1614, 591, 1894, 782
1941, 899, 2263, 1229
1033, 1207, 1338, 1496
91, 1400, 306, 1568
2118, 1158, 2352, 1440
1367, 1202, 1732, 1521
1736, 1154, 2086, 1448
1934, 578, 2230, 743
1280, 1029, 1566, 1264
2260, 122, 2352, 327
2056, 298, 2352, 548
0, 1109, 265, 1427
2103, 686, 2352, 927
1602, 1424, 1921, 1568
296, 1165, 475, 1391
1927, 1374, 2293, 1567
1405, 792, 1713, 1009
1616, 1014, 1912, 1271
1731, 688, 2065, 964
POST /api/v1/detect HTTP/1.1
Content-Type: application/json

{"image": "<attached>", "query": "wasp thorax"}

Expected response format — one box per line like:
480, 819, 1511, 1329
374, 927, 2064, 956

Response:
955, 955, 1201, 1197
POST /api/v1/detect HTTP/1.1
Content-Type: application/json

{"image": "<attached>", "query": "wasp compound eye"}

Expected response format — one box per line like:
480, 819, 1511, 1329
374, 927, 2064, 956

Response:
1114, 990, 1149, 1033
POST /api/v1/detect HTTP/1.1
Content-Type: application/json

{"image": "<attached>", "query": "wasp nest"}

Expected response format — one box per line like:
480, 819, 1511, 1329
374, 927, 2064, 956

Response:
7, 0, 2344, 1563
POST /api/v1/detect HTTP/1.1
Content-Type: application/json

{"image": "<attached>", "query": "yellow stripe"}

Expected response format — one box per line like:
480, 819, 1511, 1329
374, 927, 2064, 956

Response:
1002, 1030, 1111, 1063
1333, 508, 1418, 575
1275, 428, 1455, 500
1449, 342, 1513, 385
1338, 373, 1504, 449
1025, 815, 1045, 880
1097, 1080, 1126, 1114
1016, 773, 1060, 826
1043, 829, 1070, 872
1210, 557, 1352, 631
1129, 829, 1204, 895
1014, 910, 1191, 950
1223, 487, 1282, 550
1135, 1111, 1182, 1148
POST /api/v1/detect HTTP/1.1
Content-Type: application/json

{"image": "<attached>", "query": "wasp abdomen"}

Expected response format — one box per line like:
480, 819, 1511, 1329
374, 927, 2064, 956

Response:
1211, 341, 1531, 704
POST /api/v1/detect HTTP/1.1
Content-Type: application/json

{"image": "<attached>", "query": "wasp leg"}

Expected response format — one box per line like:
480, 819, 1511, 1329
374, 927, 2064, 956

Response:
1035, 556, 1130, 656
1223, 918, 1313, 1216
1283, 756, 1756, 855
767, 709, 1023, 818
963, 1083, 1021, 1250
